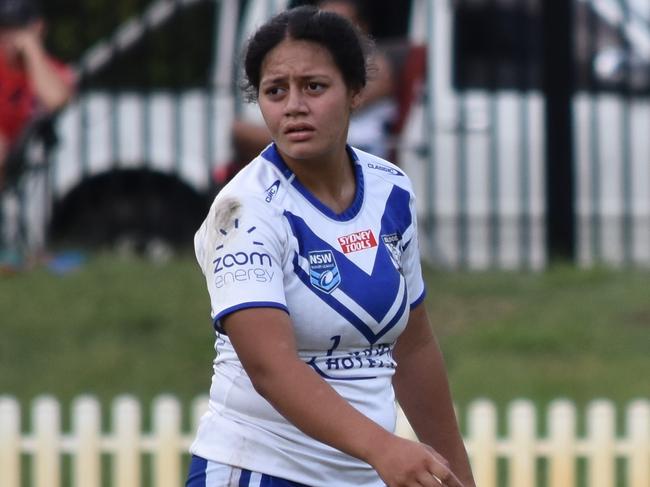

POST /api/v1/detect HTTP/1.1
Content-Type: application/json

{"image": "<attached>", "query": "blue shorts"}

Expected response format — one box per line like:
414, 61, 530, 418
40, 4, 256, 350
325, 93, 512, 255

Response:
186, 455, 311, 487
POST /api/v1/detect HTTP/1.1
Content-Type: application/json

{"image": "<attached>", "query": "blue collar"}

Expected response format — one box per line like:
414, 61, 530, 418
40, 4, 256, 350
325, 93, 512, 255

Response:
261, 143, 365, 222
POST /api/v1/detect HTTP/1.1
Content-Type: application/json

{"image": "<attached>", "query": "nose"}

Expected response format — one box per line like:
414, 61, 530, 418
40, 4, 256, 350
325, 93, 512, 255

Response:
284, 86, 307, 116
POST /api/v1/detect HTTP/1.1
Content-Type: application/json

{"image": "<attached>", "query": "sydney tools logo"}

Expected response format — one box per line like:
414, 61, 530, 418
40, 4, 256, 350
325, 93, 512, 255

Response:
338, 229, 377, 254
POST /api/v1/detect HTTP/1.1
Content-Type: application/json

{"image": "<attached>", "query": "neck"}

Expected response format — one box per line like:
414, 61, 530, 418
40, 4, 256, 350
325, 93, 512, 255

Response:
284, 145, 357, 215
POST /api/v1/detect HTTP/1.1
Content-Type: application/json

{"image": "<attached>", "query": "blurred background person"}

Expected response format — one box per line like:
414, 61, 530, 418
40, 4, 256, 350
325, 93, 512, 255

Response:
219, 0, 397, 185
0, 0, 75, 191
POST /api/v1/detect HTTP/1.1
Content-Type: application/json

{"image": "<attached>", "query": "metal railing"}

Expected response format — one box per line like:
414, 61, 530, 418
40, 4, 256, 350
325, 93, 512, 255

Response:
406, 0, 650, 269
2, 0, 649, 269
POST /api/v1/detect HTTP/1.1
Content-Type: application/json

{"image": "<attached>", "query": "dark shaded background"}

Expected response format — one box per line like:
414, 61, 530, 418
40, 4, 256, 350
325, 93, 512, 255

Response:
41, 0, 413, 90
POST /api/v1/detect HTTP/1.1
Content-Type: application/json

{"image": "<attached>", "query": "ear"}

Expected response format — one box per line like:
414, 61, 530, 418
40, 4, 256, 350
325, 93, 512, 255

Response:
350, 89, 363, 111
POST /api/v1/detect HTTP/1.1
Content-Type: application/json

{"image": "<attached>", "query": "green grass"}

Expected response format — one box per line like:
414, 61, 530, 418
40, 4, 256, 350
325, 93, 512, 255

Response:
422, 265, 650, 414
0, 251, 214, 420
1, 252, 648, 422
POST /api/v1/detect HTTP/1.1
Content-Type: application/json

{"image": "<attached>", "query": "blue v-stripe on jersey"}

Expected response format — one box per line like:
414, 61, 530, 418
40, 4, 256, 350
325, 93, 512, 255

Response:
191, 144, 425, 487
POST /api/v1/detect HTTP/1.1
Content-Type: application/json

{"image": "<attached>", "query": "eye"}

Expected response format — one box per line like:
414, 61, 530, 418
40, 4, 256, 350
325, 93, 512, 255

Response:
306, 82, 326, 93
264, 86, 286, 99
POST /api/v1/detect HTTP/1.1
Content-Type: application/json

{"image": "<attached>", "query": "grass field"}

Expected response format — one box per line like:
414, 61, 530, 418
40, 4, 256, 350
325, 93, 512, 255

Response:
1, 251, 648, 424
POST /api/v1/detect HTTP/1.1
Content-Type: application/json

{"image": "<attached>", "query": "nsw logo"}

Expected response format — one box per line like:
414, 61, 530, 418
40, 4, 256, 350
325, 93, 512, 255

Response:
308, 250, 341, 294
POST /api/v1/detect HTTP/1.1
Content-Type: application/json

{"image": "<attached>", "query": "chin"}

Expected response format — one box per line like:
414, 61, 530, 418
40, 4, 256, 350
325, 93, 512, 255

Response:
278, 141, 322, 162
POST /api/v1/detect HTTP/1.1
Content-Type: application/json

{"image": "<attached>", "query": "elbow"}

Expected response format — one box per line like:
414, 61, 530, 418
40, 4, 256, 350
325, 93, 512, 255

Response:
39, 80, 75, 112
57, 90, 74, 109
43, 90, 73, 112
249, 376, 273, 401
244, 360, 284, 399
244, 355, 301, 401
247, 364, 270, 396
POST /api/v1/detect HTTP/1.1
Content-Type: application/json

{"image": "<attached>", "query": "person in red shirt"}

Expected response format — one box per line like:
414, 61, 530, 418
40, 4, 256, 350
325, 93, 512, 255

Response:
0, 0, 74, 190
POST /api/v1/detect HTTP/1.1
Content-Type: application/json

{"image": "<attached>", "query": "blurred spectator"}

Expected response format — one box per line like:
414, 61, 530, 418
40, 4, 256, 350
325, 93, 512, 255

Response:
218, 0, 397, 184
0, 0, 75, 191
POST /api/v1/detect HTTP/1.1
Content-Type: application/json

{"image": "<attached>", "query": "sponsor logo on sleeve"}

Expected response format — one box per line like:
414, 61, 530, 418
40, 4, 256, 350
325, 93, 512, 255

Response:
308, 250, 341, 293
367, 162, 404, 176
264, 180, 281, 203
381, 233, 403, 272
337, 229, 377, 254
212, 223, 274, 288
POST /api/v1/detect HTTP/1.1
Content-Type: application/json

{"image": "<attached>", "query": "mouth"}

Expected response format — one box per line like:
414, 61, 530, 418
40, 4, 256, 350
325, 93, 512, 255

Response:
284, 123, 315, 141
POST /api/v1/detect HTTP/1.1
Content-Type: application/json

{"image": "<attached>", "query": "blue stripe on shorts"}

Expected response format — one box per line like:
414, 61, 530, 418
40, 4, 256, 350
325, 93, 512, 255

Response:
186, 455, 208, 487
238, 469, 251, 487
258, 471, 309, 487
186, 455, 311, 487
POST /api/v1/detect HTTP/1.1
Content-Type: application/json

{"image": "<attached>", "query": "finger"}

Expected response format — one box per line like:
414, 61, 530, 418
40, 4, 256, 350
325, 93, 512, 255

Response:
416, 472, 449, 487
432, 468, 465, 487
431, 473, 446, 487
429, 473, 446, 487
422, 447, 464, 487
429, 459, 464, 487
414, 471, 439, 487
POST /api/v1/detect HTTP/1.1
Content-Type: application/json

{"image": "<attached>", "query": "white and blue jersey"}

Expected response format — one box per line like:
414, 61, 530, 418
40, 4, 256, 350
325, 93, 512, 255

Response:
190, 144, 426, 487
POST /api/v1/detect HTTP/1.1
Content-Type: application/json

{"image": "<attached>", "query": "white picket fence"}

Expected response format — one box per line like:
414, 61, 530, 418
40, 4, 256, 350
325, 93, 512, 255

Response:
0, 396, 648, 487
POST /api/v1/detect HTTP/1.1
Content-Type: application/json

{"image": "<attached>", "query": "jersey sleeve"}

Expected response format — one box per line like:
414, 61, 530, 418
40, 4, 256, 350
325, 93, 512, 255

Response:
401, 192, 426, 309
194, 195, 288, 333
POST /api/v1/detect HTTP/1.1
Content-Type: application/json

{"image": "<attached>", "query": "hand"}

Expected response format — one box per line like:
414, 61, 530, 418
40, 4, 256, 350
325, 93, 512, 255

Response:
8, 26, 41, 53
370, 435, 466, 487
1, 22, 44, 62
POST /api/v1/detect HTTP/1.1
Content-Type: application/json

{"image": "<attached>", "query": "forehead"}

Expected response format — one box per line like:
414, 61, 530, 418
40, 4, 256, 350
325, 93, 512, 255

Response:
260, 38, 340, 81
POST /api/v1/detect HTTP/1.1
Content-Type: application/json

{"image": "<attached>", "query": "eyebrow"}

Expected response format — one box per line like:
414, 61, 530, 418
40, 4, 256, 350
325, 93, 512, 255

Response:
260, 73, 332, 87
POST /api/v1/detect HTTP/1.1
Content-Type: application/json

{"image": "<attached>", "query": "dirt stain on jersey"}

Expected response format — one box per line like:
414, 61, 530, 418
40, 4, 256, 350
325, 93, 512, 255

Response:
212, 197, 241, 232
199, 197, 243, 271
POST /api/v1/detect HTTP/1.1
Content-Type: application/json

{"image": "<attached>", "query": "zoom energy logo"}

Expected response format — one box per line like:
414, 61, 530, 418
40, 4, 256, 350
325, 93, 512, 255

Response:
212, 222, 274, 288
308, 250, 341, 294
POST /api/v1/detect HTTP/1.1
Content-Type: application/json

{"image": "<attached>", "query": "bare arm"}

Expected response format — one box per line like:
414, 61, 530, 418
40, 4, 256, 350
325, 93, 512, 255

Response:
360, 51, 395, 109
224, 307, 465, 487
393, 303, 476, 487
232, 119, 272, 162
10, 23, 74, 111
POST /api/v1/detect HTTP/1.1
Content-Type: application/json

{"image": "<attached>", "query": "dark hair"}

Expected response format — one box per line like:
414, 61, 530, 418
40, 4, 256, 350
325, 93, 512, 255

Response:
0, 0, 41, 28
317, 0, 372, 26
242, 5, 372, 102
